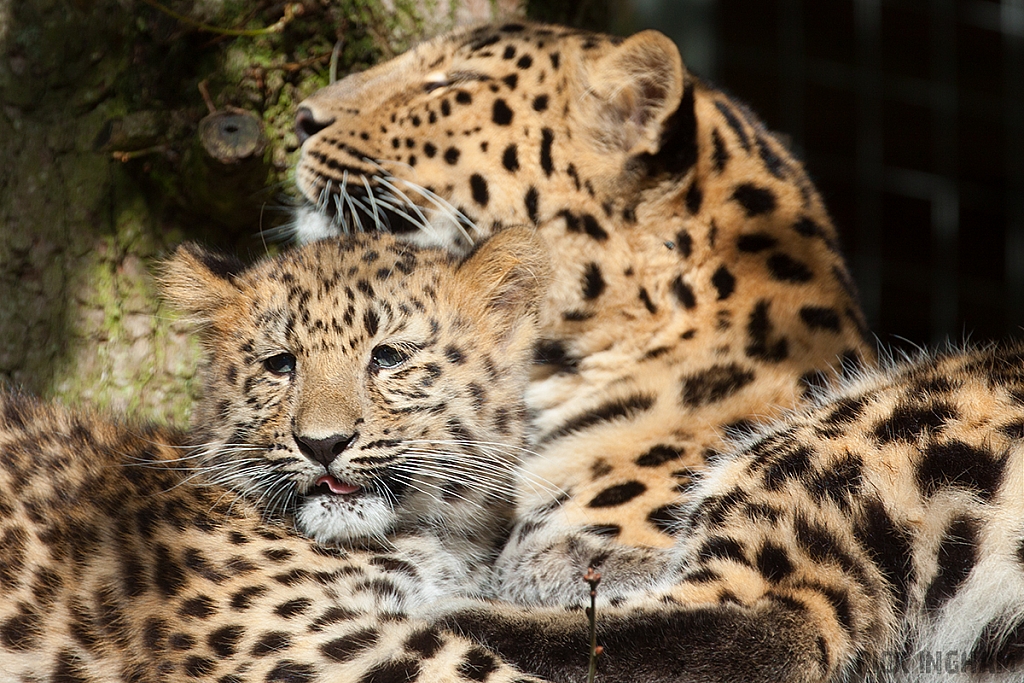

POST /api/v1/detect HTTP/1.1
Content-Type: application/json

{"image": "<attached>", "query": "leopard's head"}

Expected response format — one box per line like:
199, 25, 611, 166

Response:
293, 22, 686, 249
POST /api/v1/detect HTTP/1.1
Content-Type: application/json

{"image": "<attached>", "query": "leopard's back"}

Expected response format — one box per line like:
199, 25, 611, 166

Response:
437, 343, 1024, 683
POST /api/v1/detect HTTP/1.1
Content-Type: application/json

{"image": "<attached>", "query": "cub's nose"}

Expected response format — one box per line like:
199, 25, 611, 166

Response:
294, 432, 356, 468
295, 107, 333, 145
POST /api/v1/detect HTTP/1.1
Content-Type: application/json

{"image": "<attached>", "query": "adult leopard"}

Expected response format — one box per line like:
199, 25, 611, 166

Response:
292, 21, 873, 602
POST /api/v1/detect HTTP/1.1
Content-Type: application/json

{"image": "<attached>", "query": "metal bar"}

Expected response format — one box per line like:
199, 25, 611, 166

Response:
930, 0, 960, 345
1005, 0, 1024, 331
779, 0, 805, 154
854, 0, 884, 330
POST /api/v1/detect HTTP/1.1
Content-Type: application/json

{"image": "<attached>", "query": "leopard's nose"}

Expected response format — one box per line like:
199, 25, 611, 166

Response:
295, 107, 333, 145
294, 432, 356, 468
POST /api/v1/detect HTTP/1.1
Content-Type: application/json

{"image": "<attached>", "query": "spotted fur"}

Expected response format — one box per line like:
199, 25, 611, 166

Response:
292, 21, 873, 603
0, 231, 552, 682
436, 343, 1024, 682
4, 246, 1021, 683
171, 229, 546, 594
288, 22, 1024, 682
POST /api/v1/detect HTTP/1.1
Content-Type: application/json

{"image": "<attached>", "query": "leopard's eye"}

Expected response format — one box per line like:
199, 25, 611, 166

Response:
423, 71, 450, 92
370, 345, 408, 370
264, 353, 296, 376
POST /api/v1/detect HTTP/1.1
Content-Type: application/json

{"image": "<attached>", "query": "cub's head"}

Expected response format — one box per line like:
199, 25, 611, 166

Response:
162, 229, 546, 546
293, 22, 686, 246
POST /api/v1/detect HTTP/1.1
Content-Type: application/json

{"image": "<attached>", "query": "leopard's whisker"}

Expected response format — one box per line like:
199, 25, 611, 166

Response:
360, 175, 384, 231
342, 171, 366, 233
366, 174, 434, 235
363, 158, 478, 244
368, 190, 438, 237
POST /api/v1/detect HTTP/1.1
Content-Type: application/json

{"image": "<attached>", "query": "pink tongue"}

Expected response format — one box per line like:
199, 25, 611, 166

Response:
315, 475, 360, 495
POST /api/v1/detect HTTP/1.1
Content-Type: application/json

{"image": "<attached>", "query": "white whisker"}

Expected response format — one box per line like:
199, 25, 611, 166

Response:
337, 192, 354, 235
360, 175, 383, 231
369, 193, 436, 235
363, 158, 478, 243
368, 174, 434, 234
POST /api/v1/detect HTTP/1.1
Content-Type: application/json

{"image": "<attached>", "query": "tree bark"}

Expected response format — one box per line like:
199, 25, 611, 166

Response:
0, 0, 521, 423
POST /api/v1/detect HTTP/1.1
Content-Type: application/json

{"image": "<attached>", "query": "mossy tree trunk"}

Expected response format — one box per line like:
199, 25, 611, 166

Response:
0, 0, 521, 423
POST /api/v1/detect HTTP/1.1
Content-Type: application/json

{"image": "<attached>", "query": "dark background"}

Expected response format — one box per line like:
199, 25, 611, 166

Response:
537, 0, 1024, 350
2, 0, 1018, 417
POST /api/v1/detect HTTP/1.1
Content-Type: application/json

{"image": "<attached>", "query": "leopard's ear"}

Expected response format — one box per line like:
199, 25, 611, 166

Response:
454, 227, 549, 332
582, 30, 685, 157
159, 243, 246, 320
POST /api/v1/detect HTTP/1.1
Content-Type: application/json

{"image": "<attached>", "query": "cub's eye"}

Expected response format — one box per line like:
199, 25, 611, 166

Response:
370, 344, 408, 370
264, 353, 296, 376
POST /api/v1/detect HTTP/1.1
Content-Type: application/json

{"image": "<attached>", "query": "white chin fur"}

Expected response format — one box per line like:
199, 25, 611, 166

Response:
291, 205, 340, 244
290, 203, 475, 253
296, 494, 396, 544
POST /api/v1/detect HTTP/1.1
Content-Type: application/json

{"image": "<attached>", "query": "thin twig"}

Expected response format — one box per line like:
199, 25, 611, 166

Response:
268, 52, 332, 73
111, 145, 168, 162
197, 79, 217, 114
583, 567, 603, 683
139, 0, 300, 37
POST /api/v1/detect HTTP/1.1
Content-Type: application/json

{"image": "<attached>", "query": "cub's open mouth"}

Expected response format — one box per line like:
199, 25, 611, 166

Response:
313, 475, 361, 495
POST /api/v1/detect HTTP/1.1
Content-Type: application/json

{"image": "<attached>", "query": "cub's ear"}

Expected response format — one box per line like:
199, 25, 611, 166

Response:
582, 30, 685, 157
159, 243, 245, 320
454, 227, 549, 324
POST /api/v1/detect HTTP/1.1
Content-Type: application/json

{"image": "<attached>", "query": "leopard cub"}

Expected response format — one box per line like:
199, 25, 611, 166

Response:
0, 230, 551, 683
168, 227, 548, 603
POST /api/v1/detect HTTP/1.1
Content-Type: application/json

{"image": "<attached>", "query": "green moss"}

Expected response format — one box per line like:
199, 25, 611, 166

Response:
3, 0, 525, 424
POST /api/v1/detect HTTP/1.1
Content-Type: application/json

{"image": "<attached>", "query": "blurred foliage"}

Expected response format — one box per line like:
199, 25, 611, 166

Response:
0, 0, 521, 421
